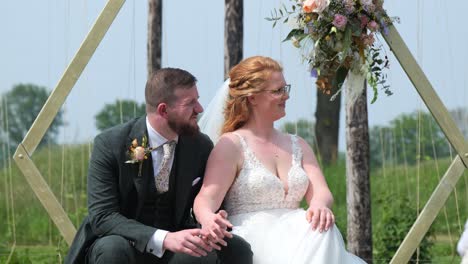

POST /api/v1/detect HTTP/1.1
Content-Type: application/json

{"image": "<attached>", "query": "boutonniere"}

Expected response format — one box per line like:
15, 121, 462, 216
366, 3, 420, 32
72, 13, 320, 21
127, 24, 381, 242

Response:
126, 136, 154, 176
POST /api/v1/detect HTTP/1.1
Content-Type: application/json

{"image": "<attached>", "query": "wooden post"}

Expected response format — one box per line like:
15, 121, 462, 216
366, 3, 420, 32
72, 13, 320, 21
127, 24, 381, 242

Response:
224, 0, 243, 78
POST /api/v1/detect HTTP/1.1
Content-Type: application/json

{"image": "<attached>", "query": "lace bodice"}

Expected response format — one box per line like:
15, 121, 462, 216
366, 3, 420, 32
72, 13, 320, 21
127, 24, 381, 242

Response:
224, 133, 309, 216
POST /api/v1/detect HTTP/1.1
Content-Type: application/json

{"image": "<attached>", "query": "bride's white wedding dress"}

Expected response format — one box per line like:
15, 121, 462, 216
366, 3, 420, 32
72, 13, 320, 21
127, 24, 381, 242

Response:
223, 132, 366, 264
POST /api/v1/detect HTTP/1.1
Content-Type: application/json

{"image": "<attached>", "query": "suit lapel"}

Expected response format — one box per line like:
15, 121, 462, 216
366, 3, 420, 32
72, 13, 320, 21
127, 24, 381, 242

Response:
174, 136, 198, 226
125, 117, 154, 217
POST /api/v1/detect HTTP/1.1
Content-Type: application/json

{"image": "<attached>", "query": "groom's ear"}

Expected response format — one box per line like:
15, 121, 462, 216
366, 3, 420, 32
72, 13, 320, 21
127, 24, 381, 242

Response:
157, 103, 168, 117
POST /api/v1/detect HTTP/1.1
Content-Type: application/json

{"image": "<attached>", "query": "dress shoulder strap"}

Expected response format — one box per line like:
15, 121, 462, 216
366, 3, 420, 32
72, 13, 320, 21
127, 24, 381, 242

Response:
290, 134, 303, 166
232, 132, 248, 151
231, 132, 255, 169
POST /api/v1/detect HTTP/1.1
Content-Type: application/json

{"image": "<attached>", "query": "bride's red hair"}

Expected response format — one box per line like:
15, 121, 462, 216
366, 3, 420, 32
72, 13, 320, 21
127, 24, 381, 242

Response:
222, 56, 283, 133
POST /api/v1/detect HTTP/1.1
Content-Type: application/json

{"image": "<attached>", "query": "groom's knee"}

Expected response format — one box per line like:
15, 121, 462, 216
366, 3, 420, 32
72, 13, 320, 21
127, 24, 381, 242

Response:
87, 235, 136, 264
218, 235, 253, 264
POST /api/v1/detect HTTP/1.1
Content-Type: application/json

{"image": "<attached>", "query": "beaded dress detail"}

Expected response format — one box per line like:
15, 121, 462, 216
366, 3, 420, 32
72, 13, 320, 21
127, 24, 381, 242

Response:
223, 132, 366, 264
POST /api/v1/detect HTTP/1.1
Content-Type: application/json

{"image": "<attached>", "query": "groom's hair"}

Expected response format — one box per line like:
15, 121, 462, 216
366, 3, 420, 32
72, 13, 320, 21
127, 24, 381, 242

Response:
145, 68, 197, 113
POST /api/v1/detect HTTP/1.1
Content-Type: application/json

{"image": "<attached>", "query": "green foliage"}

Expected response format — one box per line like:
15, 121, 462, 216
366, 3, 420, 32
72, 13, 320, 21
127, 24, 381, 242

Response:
95, 99, 145, 132
0, 83, 64, 149
374, 196, 434, 263
0, 250, 31, 264
369, 111, 451, 168
0, 143, 90, 247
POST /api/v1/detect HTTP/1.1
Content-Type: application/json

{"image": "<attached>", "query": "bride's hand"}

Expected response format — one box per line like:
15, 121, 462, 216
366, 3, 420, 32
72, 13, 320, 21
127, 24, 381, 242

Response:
306, 202, 335, 232
200, 210, 234, 247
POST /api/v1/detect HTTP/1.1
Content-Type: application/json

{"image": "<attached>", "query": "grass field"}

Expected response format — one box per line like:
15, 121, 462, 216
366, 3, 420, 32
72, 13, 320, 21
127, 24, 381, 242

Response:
1, 144, 466, 263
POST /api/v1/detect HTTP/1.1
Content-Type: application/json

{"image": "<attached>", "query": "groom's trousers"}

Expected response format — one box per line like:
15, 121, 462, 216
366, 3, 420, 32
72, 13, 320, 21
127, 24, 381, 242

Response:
86, 234, 253, 264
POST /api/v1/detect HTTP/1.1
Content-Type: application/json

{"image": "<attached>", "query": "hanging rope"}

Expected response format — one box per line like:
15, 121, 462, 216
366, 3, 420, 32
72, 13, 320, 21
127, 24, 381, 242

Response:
4, 95, 17, 264
428, 113, 455, 255
391, 130, 400, 196
162, 0, 168, 66
416, 108, 422, 263
48, 141, 53, 245
256, 0, 264, 54
398, 120, 411, 198
128, 0, 137, 118
379, 127, 387, 179
1, 99, 11, 239
415, 0, 425, 260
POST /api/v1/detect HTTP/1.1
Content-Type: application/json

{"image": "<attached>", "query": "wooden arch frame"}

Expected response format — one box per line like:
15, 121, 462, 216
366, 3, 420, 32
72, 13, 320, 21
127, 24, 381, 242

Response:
12, 0, 468, 263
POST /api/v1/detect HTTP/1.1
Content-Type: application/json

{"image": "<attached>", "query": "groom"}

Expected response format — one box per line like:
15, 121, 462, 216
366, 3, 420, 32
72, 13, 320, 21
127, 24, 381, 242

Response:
65, 68, 252, 264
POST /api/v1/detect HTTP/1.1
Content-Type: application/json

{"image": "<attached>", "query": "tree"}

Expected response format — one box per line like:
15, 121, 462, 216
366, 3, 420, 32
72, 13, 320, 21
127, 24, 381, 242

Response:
95, 99, 145, 131
450, 107, 468, 139
0, 83, 63, 148
315, 90, 341, 166
369, 111, 452, 168
148, 0, 162, 78
224, 0, 243, 78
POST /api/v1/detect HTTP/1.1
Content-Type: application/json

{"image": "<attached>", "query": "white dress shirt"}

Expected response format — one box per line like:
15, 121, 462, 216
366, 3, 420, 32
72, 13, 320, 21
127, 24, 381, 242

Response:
145, 117, 178, 258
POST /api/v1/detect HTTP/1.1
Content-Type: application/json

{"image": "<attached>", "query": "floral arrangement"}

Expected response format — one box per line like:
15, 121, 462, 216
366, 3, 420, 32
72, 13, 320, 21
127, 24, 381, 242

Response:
126, 136, 154, 176
267, 0, 399, 103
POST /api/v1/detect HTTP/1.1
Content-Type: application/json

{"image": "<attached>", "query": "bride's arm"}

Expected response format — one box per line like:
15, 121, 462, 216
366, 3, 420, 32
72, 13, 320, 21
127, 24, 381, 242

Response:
194, 134, 242, 240
297, 136, 335, 232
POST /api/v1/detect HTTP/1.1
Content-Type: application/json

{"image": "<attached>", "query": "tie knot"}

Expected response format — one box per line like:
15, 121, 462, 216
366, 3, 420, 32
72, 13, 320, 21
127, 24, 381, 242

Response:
162, 140, 176, 154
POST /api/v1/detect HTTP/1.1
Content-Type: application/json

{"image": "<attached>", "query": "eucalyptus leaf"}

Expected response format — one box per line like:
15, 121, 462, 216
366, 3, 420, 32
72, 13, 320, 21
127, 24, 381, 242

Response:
370, 84, 378, 104
283, 29, 305, 42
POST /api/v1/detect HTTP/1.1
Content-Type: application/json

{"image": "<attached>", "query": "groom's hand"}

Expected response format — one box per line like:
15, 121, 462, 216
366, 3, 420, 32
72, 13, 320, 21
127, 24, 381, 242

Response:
163, 229, 213, 257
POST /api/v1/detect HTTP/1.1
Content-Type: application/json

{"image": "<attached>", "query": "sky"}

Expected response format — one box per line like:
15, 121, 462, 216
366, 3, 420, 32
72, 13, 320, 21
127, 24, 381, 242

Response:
1, 0, 467, 150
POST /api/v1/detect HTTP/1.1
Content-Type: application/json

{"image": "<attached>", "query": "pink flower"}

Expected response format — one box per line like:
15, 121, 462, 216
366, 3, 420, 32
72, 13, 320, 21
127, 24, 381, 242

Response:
134, 146, 146, 161
367, 20, 379, 32
303, 0, 330, 14
360, 15, 370, 29
361, 33, 375, 46
333, 14, 348, 30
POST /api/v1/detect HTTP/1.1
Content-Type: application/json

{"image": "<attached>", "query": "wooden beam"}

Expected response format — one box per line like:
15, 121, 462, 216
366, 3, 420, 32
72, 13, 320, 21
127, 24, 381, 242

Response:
13, 144, 77, 245
383, 25, 468, 167
12, 0, 126, 245
389, 156, 466, 264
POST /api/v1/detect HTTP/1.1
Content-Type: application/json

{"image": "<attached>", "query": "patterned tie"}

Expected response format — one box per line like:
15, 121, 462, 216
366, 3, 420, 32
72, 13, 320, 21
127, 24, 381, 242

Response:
155, 140, 176, 193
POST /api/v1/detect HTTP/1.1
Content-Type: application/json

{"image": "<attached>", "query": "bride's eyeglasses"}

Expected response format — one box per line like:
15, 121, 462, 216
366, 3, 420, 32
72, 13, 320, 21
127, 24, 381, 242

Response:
263, 84, 291, 97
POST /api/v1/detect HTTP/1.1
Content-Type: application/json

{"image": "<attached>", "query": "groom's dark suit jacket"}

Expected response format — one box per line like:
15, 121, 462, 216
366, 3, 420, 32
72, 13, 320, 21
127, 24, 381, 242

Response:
65, 116, 213, 264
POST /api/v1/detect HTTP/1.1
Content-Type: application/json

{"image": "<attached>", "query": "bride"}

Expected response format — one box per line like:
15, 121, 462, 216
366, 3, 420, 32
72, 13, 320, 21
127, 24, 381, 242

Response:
194, 56, 366, 263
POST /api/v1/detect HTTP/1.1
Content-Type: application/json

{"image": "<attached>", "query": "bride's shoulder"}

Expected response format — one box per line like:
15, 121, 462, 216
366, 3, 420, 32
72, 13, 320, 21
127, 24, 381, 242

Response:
210, 132, 244, 164
214, 132, 243, 150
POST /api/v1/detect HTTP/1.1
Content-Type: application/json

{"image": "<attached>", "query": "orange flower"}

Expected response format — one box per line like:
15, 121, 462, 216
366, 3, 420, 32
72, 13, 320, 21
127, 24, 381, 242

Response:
303, 0, 318, 13
303, 0, 330, 14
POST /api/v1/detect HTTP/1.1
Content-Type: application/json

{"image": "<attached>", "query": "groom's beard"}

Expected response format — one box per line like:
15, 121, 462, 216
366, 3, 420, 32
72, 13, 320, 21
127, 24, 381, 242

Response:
167, 115, 200, 136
